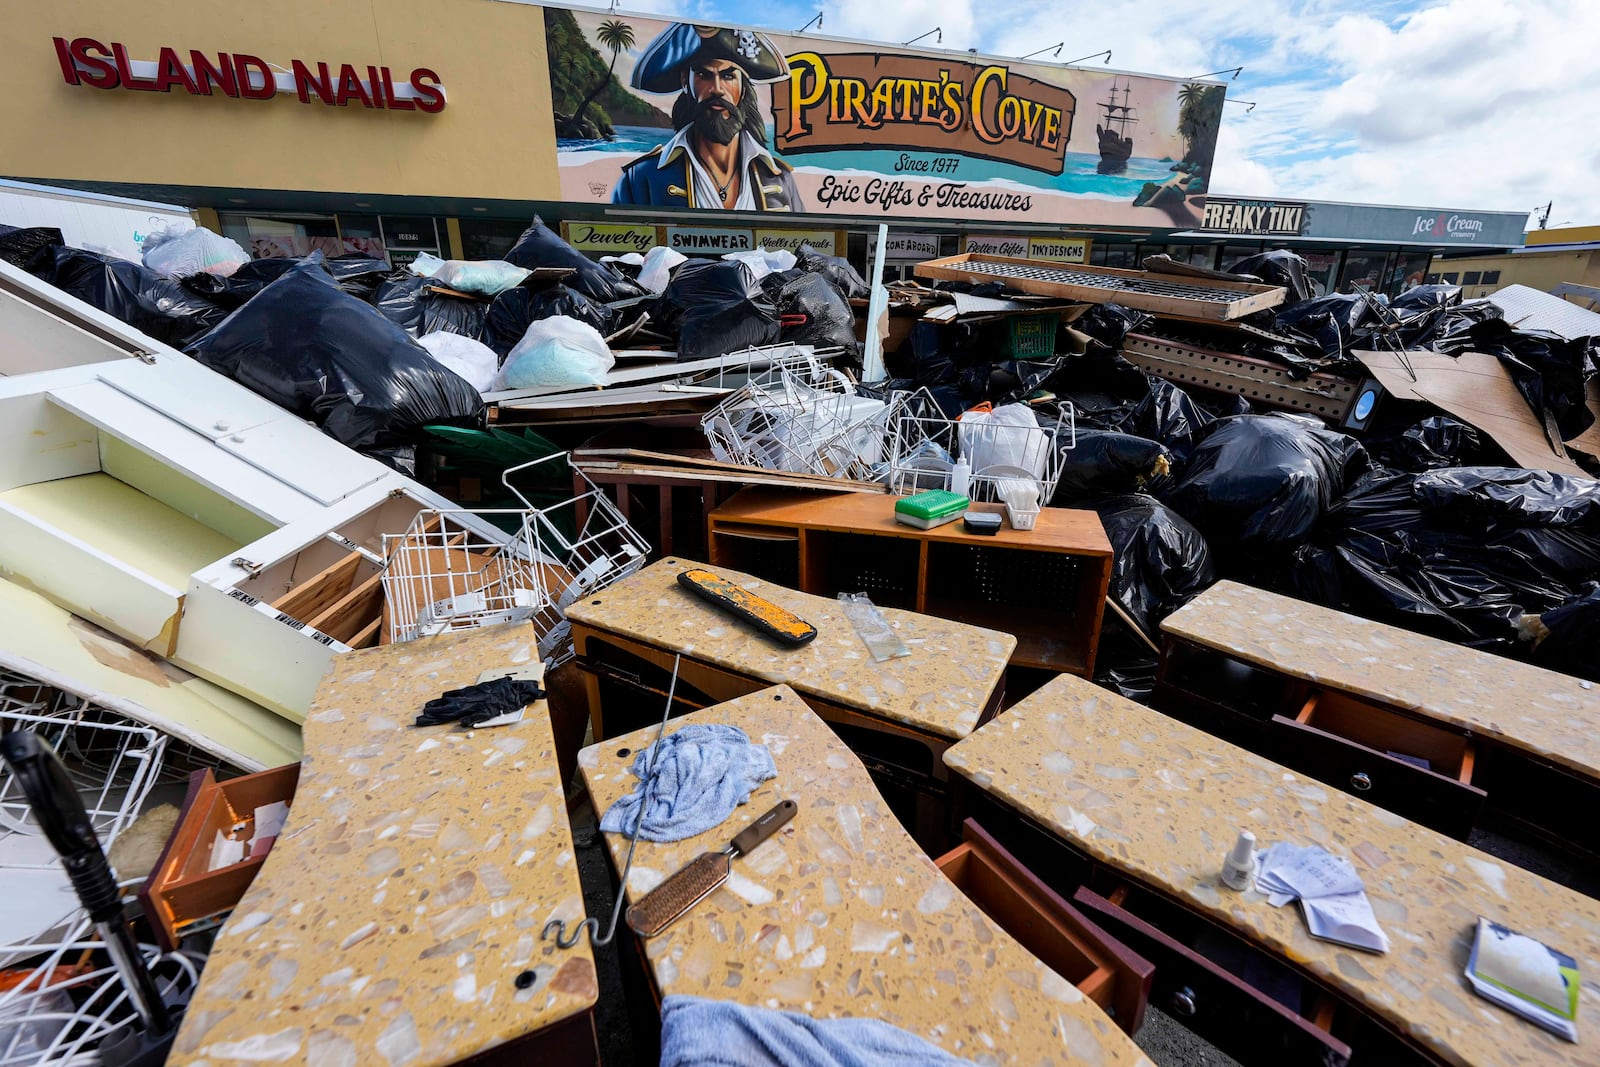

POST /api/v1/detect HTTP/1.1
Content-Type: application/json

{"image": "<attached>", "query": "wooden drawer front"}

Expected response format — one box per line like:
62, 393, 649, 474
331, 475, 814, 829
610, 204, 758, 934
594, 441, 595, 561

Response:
1267, 696, 1484, 839
938, 821, 1152, 1034
1474, 745, 1600, 863
1072, 888, 1351, 1067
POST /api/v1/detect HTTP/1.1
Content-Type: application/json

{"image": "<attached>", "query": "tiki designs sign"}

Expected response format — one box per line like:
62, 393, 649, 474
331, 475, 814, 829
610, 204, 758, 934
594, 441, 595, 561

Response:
545, 8, 1223, 227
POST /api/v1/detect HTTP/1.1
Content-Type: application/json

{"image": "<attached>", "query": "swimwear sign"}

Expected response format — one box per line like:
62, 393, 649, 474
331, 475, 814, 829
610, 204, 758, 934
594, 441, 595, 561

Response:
666, 226, 754, 254
50, 37, 446, 112
774, 54, 1075, 174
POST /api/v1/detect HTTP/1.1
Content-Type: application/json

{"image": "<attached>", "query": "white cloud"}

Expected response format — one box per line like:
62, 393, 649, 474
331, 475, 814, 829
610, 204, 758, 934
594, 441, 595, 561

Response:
822, 0, 976, 54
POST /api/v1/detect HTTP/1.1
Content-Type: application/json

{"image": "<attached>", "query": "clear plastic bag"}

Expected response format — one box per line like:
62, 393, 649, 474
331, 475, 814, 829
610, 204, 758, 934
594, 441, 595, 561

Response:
838, 592, 910, 662
417, 331, 499, 393
141, 225, 249, 279
959, 403, 1049, 480
409, 253, 531, 296
494, 315, 616, 389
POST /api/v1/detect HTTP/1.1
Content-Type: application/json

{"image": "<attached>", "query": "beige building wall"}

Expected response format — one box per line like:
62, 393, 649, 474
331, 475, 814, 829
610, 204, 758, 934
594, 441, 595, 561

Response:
1, 0, 561, 202
1434, 249, 1600, 300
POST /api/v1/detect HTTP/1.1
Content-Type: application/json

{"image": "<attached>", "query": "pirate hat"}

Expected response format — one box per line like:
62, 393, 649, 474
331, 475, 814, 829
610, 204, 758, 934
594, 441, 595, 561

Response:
630, 24, 789, 94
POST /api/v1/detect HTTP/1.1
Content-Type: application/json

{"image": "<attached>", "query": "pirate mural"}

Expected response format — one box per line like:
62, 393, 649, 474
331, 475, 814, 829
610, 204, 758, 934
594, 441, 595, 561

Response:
611, 25, 801, 211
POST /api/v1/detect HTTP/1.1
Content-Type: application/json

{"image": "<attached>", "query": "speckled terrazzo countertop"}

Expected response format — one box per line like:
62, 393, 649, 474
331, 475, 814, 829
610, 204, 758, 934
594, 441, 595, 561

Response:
169, 624, 596, 1067
579, 685, 1151, 1067
1161, 579, 1600, 780
944, 672, 1600, 1067
564, 557, 1015, 741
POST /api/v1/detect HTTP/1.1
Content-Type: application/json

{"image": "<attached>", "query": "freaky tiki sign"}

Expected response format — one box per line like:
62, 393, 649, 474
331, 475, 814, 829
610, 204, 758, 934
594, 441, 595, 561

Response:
545, 8, 1222, 228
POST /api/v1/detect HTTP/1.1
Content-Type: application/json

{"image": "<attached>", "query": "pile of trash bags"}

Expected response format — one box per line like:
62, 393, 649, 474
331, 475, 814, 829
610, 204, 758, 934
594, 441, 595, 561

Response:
9, 217, 872, 461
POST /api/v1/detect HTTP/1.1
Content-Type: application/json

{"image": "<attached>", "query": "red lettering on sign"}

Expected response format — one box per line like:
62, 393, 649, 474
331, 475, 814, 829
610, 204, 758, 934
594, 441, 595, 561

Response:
153, 46, 197, 94
292, 60, 333, 104
410, 68, 445, 113
189, 49, 237, 97
383, 66, 414, 110
69, 37, 120, 90
110, 41, 159, 91
334, 63, 372, 108
233, 54, 275, 100
52, 37, 80, 86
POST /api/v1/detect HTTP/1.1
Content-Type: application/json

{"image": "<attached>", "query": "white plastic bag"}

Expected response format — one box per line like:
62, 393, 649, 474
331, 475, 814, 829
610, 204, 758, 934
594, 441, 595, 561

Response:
417, 331, 499, 393
959, 403, 1049, 481
409, 254, 530, 297
637, 246, 687, 293
141, 225, 248, 278
494, 316, 615, 389
721, 247, 796, 282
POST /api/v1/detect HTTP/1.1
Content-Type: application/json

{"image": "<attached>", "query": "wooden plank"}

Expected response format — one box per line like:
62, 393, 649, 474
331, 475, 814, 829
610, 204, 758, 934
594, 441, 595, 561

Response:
307, 570, 384, 643
347, 615, 381, 650
575, 448, 889, 492
913, 253, 1284, 322
580, 459, 887, 495
270, 552, 360, 622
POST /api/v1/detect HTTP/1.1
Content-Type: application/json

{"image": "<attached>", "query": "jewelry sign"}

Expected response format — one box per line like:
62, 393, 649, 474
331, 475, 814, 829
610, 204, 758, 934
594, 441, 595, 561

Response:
547, 9, 1223, 228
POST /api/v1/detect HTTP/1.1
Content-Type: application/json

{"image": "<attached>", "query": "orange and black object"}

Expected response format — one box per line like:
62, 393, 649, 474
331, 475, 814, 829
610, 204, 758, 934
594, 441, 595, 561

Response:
676, 568, 818, 646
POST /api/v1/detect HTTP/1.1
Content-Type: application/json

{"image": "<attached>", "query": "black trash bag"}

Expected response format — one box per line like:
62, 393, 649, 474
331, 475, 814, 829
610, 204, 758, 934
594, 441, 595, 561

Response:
29, 245, 228, 347
1396, 416, 1483, 471
482, 284, 619, 359
184, 256, 484, 452
1273, 293, 1372, 362
1411, 466, 1600, 530
1525, 583, 1600, 681
1438, 318, 1595, 442
0, 225, 63, 268
1126, 378, 1216, 465
795, 243, 868, 300
1391, 284, 1462, 313
324, 255, 393, 301
372, 273, 428, 334
653, 259, 779, 362
1166, 414, 1371, 556
1052, 430, 1172, 502
1283, 468, 1599, 648
501, 216, 646, 303
1074, 303, 1151, 351
1093, 493, 1216, 638
1230, 250, 1316, 306
772, 271, 860, 358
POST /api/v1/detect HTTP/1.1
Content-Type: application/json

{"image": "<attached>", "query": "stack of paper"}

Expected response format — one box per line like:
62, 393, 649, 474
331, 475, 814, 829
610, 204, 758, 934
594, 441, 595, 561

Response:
1256, 842, 1389, 954
1467, 917, 1580, 1042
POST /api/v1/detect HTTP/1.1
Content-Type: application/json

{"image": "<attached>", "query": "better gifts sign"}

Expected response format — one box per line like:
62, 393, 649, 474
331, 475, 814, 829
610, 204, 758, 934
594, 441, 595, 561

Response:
545, 8, 1223, 228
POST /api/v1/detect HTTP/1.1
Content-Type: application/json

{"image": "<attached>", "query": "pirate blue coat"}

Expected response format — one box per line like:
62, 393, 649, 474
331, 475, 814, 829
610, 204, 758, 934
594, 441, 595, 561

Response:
610, 142, 802, 211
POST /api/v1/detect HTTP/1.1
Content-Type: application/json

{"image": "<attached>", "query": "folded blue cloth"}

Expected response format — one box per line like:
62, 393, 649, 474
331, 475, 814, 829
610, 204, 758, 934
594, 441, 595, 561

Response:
598, 724, 776, 842
660, 995, 975, 1067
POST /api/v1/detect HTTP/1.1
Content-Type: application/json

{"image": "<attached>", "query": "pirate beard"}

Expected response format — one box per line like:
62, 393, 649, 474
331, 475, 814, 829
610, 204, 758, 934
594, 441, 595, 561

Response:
690, 95, 743, 146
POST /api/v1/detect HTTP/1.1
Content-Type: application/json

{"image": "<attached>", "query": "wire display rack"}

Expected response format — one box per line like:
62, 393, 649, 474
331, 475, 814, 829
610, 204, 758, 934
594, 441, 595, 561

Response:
382, 453, 648, 662
701, 364, 897, 479
0, 673, 208, 1066
886, 403, 1077, 504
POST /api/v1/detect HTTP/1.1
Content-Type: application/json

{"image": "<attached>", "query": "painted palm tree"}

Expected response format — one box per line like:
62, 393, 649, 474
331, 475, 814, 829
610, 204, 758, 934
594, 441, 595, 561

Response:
1177, 82, 1225, 163
571, 19, 636, 136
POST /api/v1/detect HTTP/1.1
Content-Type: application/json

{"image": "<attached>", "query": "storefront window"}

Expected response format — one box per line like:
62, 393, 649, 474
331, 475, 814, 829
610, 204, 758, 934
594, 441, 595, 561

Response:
1300, 250, 1341, 297
1337, 249, 1393, 294
1092, 243, 1138, 268
459, 218, 528, 261
1389, 251, 1432, 295
337, 214, 383, 240
1216, 243, 1263, 271
216, 213, 341, 259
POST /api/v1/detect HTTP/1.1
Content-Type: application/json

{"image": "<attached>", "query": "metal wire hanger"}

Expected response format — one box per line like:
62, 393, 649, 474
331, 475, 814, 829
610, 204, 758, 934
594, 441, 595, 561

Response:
542, 653, 681, 949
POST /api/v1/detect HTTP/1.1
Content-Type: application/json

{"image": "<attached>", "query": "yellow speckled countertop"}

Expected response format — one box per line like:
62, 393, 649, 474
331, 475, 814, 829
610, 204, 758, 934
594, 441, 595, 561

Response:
564, 557, 1015, 741
1162, 580, 1600, 780
579, 685, 1152, 1067
944, 672, 1600, 1067
169, 624, 596, 1067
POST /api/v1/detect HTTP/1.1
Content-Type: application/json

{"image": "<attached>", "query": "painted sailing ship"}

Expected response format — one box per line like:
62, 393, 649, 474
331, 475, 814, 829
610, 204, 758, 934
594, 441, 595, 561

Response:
1096, 78, 1138, 173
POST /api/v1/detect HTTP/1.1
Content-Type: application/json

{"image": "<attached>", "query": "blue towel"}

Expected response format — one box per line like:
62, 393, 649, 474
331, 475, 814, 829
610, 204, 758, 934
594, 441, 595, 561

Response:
598, 724, 776, 842
660, 995, 976, 1067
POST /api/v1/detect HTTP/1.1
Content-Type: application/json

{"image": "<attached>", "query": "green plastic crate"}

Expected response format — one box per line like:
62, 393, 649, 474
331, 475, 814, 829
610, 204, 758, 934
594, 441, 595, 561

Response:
1007, 313, 1059, 358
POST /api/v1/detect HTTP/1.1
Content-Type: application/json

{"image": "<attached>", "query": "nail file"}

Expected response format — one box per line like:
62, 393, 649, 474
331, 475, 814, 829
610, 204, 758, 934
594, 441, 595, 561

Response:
675, 568, 817, 645
625, 799, 797, 938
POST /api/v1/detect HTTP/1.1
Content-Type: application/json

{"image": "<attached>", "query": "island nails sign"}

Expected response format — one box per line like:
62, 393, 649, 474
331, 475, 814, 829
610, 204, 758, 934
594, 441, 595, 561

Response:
51, 37, 446, 111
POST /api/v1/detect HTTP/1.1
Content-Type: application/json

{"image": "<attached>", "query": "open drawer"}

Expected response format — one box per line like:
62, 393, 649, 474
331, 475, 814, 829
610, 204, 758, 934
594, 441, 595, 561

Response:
1073, 886, 1352, 1067
1267, 690, 1484, 838
138, 762, 300, 952
936, 820, 1152, 1033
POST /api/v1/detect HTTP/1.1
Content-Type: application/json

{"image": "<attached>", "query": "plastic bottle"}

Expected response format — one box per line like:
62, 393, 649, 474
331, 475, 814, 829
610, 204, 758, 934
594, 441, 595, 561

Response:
950, 456, 971, 498
1221, 830, 1257, 891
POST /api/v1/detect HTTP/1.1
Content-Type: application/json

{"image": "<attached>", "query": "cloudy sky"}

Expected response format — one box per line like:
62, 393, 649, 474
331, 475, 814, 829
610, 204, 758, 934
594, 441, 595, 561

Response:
582, 0, 1599, 229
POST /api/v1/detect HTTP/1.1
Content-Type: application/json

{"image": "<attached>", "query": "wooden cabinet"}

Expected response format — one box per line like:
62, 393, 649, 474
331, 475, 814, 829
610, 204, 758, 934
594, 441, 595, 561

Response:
708, 488, 1113, 676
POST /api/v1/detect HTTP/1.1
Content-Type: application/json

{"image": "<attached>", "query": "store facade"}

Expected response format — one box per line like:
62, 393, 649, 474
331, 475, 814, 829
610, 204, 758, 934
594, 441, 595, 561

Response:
3, 2, 1527, 291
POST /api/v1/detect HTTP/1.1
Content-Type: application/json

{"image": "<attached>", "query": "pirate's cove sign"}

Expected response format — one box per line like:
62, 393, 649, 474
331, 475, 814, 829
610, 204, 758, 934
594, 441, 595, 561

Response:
774, 54, 1075, 174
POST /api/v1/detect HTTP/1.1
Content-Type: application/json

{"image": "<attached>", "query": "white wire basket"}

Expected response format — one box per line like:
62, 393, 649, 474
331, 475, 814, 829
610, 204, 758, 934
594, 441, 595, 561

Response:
382, 453, 648, 662
701, 364, 896, 479
886, 403, 1077, 504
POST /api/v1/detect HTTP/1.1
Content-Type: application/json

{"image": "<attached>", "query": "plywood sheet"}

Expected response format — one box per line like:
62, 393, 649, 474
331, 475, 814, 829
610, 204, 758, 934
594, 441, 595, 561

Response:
1354, 350, 1592, 477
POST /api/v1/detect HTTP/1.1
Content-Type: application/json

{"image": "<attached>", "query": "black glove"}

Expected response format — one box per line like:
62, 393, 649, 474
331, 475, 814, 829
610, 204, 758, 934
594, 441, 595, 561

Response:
415, 677, 546, 728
